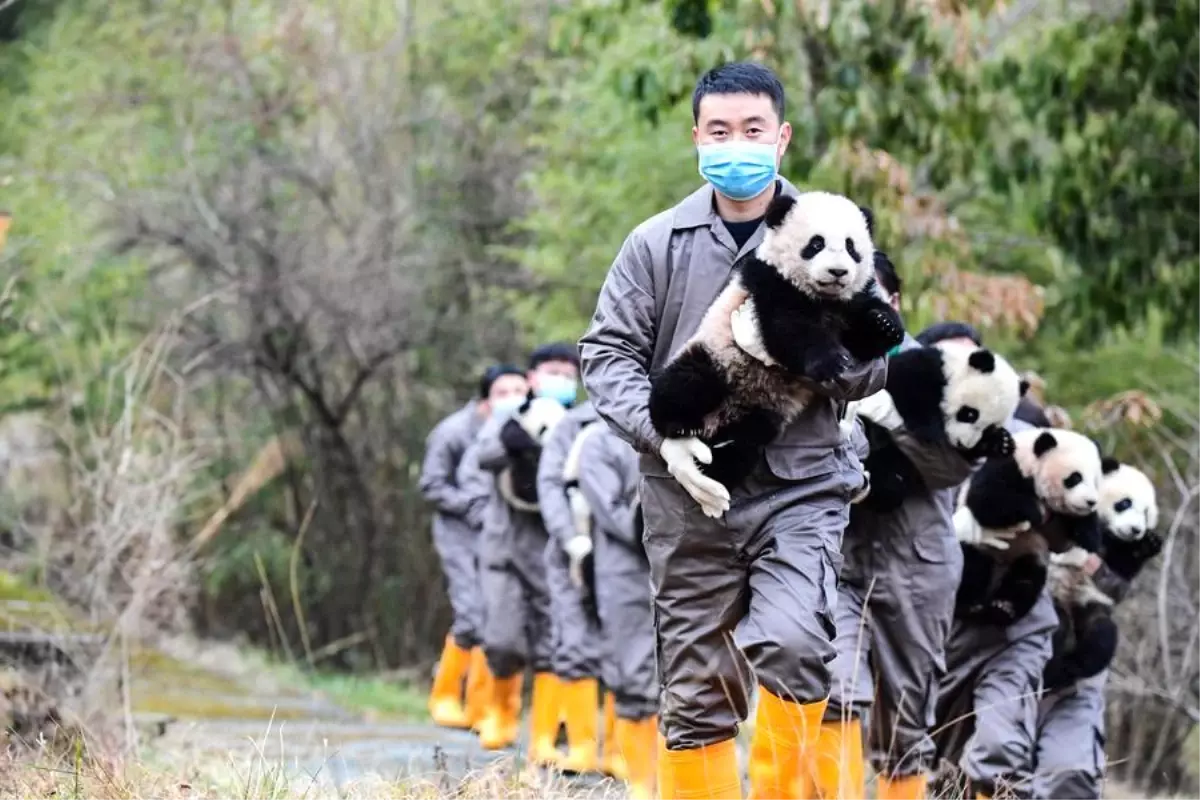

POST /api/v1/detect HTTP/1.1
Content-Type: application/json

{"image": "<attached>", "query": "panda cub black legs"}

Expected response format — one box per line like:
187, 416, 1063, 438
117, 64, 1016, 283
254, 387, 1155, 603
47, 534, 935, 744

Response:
648, 345, 730, 439
957, 544, 1049, 627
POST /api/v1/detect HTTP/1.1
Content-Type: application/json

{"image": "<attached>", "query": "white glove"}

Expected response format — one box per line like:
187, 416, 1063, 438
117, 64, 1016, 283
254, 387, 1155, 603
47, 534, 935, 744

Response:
854, 389, 903, 431
564, 534, 594, 588
953, 506, 1030, 551
659, 437, 731, 519
730, 301, 776, 366
1050, 546, 1091, 569
567, 487, 593, 538
850, 471, 871, 505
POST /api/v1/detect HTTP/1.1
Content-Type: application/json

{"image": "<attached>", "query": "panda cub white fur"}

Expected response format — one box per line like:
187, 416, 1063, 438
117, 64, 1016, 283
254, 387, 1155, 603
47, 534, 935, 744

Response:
497, 395, 566, 512
647, 191, 905, 489
953, 427, 1105, 626
853, 339, 1026, 512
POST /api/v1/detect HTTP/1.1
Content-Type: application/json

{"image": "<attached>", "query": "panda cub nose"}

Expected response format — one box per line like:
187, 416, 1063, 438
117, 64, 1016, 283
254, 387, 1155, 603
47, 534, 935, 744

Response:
828, 268, 848, 278
1085, 498, 1097, 508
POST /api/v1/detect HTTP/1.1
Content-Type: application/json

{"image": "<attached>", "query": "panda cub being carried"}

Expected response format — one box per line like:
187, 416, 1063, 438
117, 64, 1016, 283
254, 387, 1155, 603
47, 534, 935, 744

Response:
1042, 459, 1162, 690
851, 337, 1027, 513
952, 427, 1106, 626
648, 190, 905, 490
496, 395, 567, 512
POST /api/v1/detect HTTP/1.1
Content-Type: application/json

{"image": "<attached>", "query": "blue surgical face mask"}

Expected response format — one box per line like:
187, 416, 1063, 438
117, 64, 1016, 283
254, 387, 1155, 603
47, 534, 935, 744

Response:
490, 395, 524, 418
535, 374, 578, 407
697, 141, 779, 202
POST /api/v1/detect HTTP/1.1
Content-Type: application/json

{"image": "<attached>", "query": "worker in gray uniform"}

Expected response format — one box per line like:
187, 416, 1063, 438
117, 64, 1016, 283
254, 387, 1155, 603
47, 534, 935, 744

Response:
578, 61, 886, 799
419, 364, 528, 729
533, 398, 605, 771
810, 267, 976, 800
932, 409, 1057, 800
576, 423, 658, 800
1032, 511, 1161, 798
472, 344, 582, 752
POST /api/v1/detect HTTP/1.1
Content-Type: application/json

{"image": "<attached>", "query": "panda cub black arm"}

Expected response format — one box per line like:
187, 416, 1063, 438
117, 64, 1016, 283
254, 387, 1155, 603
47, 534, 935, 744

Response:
975, 550, 1048, 626
964, 457, 1043, 531
957, 426, 1016, 462
1043, 613, 1119, 691
955, 545, 998, 618
857, 421, 929, 513
1101, 529, 1164, 582
840, 280, 905, 362
738, 256, 855, 382
648, 342, 732, 439
884, 347, 952, 444
1055, 511, 1103, 553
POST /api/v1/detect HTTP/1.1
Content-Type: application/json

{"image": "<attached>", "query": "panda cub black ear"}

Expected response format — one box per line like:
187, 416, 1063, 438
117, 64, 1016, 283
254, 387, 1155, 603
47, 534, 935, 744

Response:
858, 205, 875, 236
764, 194, 798, 230
967, 349, 997, 374
1019, 379, 1031, 397
1101, 457, 1121, 475
1033, 431, 1058, 458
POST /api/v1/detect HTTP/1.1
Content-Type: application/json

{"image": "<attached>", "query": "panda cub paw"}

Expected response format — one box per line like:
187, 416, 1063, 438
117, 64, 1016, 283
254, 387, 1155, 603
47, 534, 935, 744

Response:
979, 425, 1015, 458
972, 598, 1018, 627
866, 308, 904, 349
805, 347, 854, 383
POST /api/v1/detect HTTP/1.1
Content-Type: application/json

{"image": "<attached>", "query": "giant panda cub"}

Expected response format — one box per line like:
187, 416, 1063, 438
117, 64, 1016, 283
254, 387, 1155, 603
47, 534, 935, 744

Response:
1043, 459, 1161, 690
497, 395, 567, 512
854, 339, 1027, 513
647, 191, 905, 489
952, 427, 1104, 626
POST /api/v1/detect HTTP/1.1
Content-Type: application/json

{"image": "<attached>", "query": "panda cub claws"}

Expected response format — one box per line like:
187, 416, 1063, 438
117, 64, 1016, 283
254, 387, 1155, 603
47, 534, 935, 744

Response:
865, 307, 904, 348
804, 346, 854, 384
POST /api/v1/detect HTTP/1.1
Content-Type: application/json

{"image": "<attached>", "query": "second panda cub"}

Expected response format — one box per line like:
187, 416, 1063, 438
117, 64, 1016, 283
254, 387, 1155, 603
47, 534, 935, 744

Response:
854, 339, 1027, 512
648, 191, 904, 489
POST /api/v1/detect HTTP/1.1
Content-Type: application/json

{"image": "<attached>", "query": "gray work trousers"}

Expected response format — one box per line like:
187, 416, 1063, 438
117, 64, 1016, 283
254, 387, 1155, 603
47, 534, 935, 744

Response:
596, 558, 658, 721
934, 591, 1056, 798
544, 539, 603, 681
432, 515, 483, 649
827, 528, 961, 777
1033, 672, 1106, 799
641, 460, 858, 750
480, 511, 554, 679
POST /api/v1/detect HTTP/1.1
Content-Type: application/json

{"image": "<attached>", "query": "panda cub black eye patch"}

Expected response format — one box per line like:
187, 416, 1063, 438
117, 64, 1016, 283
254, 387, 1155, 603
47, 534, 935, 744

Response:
1063, 472, 1083, 489
801, 235, 825, 260
1114, 498, 1133, 512
845, 238, 862, 263
955, 407, 979, 424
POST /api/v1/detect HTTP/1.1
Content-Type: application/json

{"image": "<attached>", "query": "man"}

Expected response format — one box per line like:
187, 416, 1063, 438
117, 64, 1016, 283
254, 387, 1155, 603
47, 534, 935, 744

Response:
419, 363, 528, 728
579, 62, 886, 799
472, 344, 582, 751
576, 424, 658, 800
805, 257, 975, 800
535, 394, 607, 772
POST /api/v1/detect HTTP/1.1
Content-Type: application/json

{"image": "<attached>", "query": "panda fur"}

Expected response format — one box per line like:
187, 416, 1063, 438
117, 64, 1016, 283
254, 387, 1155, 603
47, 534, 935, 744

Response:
1042, 459, 1162, 689
856, 340, 1026, 513
497, 395, 567, 512
953, 428, 1104, 626
647, 191, 905, 488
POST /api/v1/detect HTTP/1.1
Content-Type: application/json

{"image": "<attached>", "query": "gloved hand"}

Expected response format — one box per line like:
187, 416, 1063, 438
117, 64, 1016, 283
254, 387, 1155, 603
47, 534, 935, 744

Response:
730, 301, 776, 366
852, 389, 903, 431
564, 534, 594, 588
659, 437, 731, 518
1049, 546, 1091, 569
567, 487, 592, 538
953, 506, 1030, 551
850, 470, 872, 505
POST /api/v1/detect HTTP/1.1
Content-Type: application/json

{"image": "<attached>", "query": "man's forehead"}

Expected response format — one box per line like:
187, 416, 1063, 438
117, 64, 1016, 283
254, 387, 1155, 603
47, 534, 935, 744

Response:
697, 92, 779, 123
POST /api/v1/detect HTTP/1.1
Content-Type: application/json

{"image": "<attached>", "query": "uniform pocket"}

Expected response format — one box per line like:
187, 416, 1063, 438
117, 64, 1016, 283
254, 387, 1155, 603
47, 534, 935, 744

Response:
912, 532, 951, 564
763, 444, 840, 483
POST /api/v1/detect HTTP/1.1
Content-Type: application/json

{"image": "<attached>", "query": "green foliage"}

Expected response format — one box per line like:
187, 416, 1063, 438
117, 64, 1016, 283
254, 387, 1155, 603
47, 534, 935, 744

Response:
984, 0, 1199, 340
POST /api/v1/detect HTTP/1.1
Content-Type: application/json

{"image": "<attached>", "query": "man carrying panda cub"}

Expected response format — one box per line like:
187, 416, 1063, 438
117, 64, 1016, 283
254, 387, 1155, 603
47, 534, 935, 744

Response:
801, 264, 1025, 799
581, 62, 896, 799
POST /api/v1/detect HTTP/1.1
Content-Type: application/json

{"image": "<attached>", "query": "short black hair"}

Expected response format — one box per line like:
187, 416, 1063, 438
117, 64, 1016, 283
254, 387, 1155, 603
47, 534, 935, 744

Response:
479, 363, 525, 399
873, 251, 902, 297
692, 62, 785, 123
528, 342, 580, 371
1014, 395, 1052, 428
916, 321, 983, 348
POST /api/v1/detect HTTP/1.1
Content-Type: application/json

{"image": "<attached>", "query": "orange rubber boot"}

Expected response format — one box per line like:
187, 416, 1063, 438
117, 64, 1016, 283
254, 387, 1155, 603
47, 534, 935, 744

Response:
478, 672, 523, 750
528, 673, 563, 767
559, 677, 600, 773
464, 647, 491, 731
747, 688, 826, 799
658, 737, 743, 800
428, 635, 471, 728
617, 715, 659, 800
601, 691, 628, 779
877, 774, 927, 800
809, 718, 865, 800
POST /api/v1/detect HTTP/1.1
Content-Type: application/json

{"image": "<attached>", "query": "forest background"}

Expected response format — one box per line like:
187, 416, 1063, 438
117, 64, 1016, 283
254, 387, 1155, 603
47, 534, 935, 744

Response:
0, 0, 1196, 794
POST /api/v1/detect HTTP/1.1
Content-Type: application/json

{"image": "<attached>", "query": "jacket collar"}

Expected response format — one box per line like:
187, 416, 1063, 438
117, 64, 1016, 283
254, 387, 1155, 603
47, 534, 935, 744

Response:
671, 177, 802, 231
